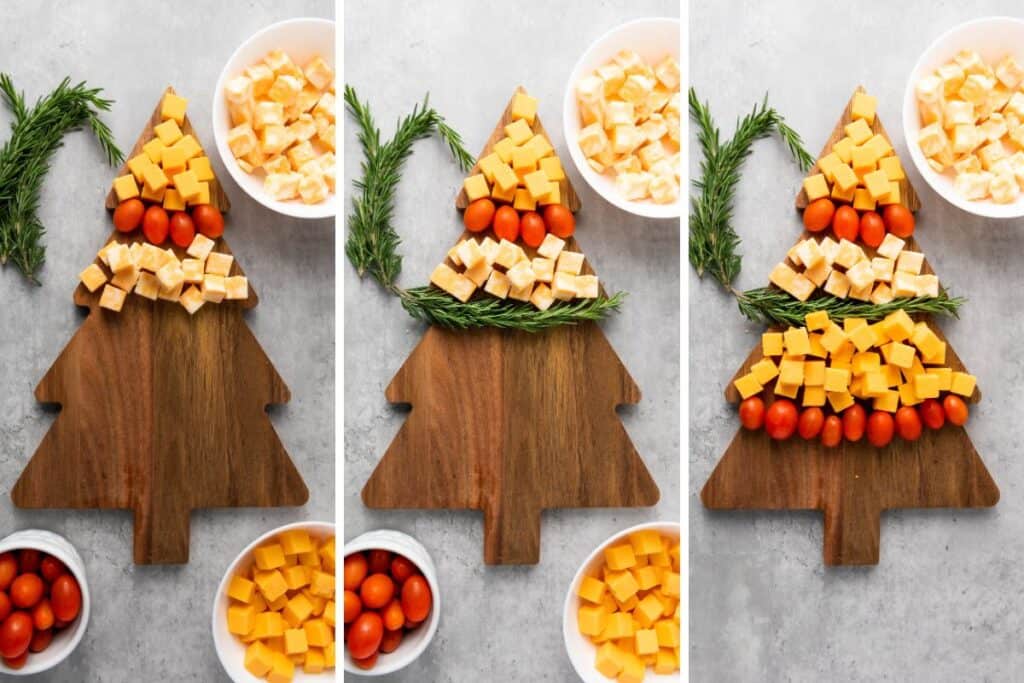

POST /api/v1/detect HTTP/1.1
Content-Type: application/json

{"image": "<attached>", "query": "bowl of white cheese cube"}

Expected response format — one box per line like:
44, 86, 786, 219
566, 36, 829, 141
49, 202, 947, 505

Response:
903, 16, 1024, 218
563, 18, 682, 219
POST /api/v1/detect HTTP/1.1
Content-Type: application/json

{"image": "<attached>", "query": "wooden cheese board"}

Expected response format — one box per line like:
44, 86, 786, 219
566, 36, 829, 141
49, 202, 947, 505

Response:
12, 88, 308, 565
702, 88, 999, 565
364, 89, 659, 565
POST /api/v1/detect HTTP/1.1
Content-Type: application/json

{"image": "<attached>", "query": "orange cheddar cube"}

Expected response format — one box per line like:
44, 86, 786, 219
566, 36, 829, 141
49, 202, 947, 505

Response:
603, 543, 637, 571
282, 565, 311, 591
254, 570, 289, 603
303, 648, 325, 673
282, 593, 314, 629
254, 544, 287, 570
318, 537, 335, 572
309, 569, 335, 598
228, 604, 257, 636
628, 529, 664, 556
303, 619, 332, 648
578, 605, 607, 636
578, 575, 606, 604
283, 628, 308, 655
251, 611, 285, 640
279, 529, 313, 556
267, 651, 294, 683
244, 641, 275, 678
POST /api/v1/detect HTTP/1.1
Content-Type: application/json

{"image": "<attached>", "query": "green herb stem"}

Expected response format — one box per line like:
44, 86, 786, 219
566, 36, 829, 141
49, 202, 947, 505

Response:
736, 287, 964, 327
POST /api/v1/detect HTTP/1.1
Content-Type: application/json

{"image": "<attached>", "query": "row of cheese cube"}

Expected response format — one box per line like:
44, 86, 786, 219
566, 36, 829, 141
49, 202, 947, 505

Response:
575, 50, 681, 205
227, 530, 336, 682
463, 93, 568, 210
771, 232, 937, 303
113, 93, 217, 207
733, 310, 977, 414
577, 529, 681, 682
225, 50, 335, 205
431, 232, 599, 310
81, 234, 247, 314
916, 50, 1024, 203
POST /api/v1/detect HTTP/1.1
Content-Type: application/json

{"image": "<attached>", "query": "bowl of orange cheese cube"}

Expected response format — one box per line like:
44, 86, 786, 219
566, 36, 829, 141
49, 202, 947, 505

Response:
563, 522, 681, 683
213, 522, 336, 682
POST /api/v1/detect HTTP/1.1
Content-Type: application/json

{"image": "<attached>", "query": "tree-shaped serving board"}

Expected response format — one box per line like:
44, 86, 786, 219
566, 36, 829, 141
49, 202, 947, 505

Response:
13, 87, 308, 565
363, 88, 659, 565
702, 88, 999, 565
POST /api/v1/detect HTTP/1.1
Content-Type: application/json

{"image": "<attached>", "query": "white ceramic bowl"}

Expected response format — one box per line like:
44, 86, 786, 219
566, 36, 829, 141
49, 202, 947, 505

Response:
212, 521, 335, 682
342, 529, 440, 677
0, 530, 90, 676
212, 17, 336, 220
902, 16, 1024, 219
563, 17, 682, 219
563, 521, 681, 683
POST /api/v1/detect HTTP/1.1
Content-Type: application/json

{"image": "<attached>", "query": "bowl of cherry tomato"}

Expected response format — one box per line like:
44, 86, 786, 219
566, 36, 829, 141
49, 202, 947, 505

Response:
0, 530, 88, 676
342, 530, 439, 676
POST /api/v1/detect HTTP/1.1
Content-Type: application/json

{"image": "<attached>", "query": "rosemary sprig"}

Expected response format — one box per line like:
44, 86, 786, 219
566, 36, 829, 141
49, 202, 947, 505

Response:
0, 75, 124, 282
736, 287, 964, 327
345, 86, 626, 331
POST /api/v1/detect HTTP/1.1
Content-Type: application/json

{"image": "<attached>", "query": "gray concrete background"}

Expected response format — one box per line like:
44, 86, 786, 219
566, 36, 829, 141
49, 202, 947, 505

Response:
690, 2, 1024, 681
0, 1, 334, 681
343, 1, 679, 680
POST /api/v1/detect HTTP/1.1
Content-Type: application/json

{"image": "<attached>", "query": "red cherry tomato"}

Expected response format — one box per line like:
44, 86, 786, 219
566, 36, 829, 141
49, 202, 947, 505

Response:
113, 198, 145, 233
895, 406, 923, 441
0, 611, 33, 659
10, 574, 43, 609
169, 212, 196, 248
0, 554, 15, 591
765, 400, 798, 440
379, 628, 403, 654
883, 204, 915, 238
3, 651, 28, 669
143, 205, 169, 245
0, 593, 10, 622
39, 556, 65, 584
49, 575, 81, 623
347, 611, 384, 660
359, 573, 395, 610
463, 198, 496, 232
832, 205, 859, 242
343, 590, 362, 624
192, 205, 224, 238
382, 599, 406, 631
543, 204, 575, 239
18, 550, 40, 575
739, 396, 765, 430
401, 575, 432, 623
821, 415, 843, 447
842, 404, 866, 442
867, 411, 895, 447
492, 206, 520, 242
344, 553, 368, 591
366, 550, 392, 575
919, 398, 946, 430
520, 211, 546, 248
390, 556, 417, 584
859, 211, 885, 248
943, 395, 969, 426
803, 198, 835, 232
797, 407, 824, 439
29, 628, 52, 653
353, 652, 379, 670
32, 599, 54, 631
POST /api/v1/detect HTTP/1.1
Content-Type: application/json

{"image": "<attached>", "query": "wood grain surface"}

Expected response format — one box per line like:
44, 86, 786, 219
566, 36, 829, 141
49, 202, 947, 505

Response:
795, 86, 921, 212
13, 90, 308, 564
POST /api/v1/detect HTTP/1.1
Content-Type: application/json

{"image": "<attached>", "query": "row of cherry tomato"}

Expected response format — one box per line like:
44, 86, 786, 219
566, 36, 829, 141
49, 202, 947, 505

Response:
802, 199, 915, 247
739, 394, 969, 446
112, 199, 224, 248
463, 198, 575, 248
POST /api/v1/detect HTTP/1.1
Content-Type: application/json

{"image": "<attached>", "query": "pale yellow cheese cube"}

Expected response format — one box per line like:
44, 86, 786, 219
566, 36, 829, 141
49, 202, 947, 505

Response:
227, 123, 258, 158
153, 119, 183, 146
851, 92, 877, 123
226, 276, 249, 300
99, 284, 127, 312
537, 233, 565, 260
575, 274, 599, 299
803, 173, 829, 201
161, 92, 189, 125
556, 251, 585, 275
463, 174, 489, 202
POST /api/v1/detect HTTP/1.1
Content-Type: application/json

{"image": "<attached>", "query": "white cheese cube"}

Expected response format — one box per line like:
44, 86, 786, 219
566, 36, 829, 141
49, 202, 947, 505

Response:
876, 233, 906, 260
158, 281, 183, 302
978, 140, 1009, 169
649, 174, 678, 204
618, 75, 655, 104
111, 264, 140, 291
179, 285, 205, 315
187, 234, 216, 261
537, 234, 566, 260
479, 237, 499, 265
653, 55, 679, 90
156, 262, 185, 291
604, 101, 635, 127
506, 261, 537, 291
943, 101, 975, 128
918, 122, 950, 158
638, 115, 668, 142
819, 236, 840, 265
456, 239, 484, 269
786, 274, 816, 302
615, 171, 651, 200
952, 124, 983, 155
106, 244, 133, 275
225, 276, 249, 300
134, 271, 160, 300
575, 275, 599, 299
834, 239, 865, 269
958, 74, 996, 105
845, 260, 876, 291
576, 75, 604, 104
794, 239, 824, 269
612, 124, 645, 155
551, 272, 577, 301
596, 63, 625, 96
995, 55, 1024, 89
202, 275, 227, 303
896, 251, 924, 274
507, 283, 533, 303
823, 270, 851, 299
871, 257, 895, 283
265, 172, 302, 200
303, 55, 334, 91
484, 270, 511, 299
613, 155, 642, 175
429, 263, 476, 303
955, 50, 989, 76
953, 154, 982, 174
298, 173, 329, 204
1005, 92, 1024, 119
954, 171, 993, 200
892, 271, 918, 298
849, 283, 873, 302
915, 75, 943, 103
979, 113, 1008, 142
555, 251, 585, 275
464, 259, 493, 287
313, 91, 335, 122
937, 63, 966, 96
870, 282, 894, 305
990, 171, 1020, 204
578, 123, 609, 158
915, 274, 940, 298
531, 258, 555, 283
529, 283, 556, 311
494, 239, 520, 269
803, 260, 832, 287
205, 252, 234, 277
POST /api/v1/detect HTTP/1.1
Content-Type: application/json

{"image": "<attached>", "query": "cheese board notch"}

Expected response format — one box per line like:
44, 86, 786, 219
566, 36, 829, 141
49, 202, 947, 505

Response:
13, 87, 308, 565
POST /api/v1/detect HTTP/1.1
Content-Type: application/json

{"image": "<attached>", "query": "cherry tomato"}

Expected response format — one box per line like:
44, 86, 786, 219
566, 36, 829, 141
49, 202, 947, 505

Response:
543, 204, 575, 239
113, 198, 145, 233
867, 411, 895, 447
821, 415, 843, 447
366, 550, 392, 575
405, 618, 423, 629
344, 553, 368, 591
18, 550, 40, 575
895, 406, 923, 441
32, 599, 54, 631
0, 611, 33, 659
169, 211, 196, 248
0, 593, 10, 622
10, 575, 43, 609
29, 628, 52, 653
359, 573, 395, 610
859, 211, 885, 248
401, 575, 432, 623
0, 554, 15, 591
765, 399, 798, 440
142, 205, 169, 245
390, 556, 417, 584
343, 590, 362, 624
842, 404, 866, 442
379, 628, 403, 654
39, 556, 65, 584
463, 198, 496, 232
3, 652, 28, 669
739, 396, 765, 430
192, 205, 224, 238
798, 407, 824, 440
353, 652, 379, 670
347, 611, 384, 660
883, 204, 915, 238
49, 575, 81, 623
520, 211, 546, 247
382, 599, 406, 631
943, 395, 969, 426
52, 619, 70, 630
803, 198, 835, 232
832, 205, 859, 242
492, 206, 520, 242
919, 398, 946, 430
